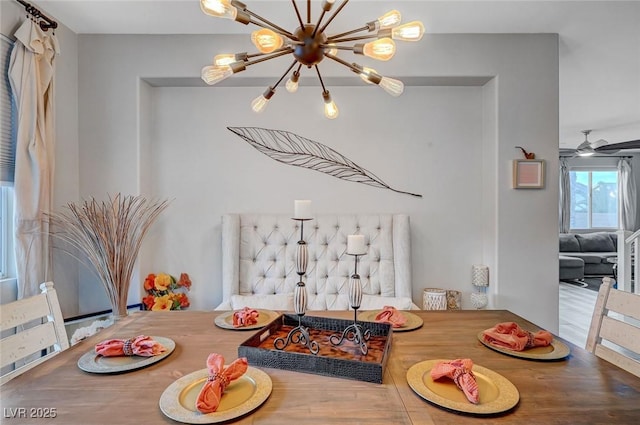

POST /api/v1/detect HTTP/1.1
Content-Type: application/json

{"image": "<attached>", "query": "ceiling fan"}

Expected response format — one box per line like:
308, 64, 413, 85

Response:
560, 130, 640, 157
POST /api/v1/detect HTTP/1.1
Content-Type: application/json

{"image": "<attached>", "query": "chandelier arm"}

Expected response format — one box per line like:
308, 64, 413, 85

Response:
246, 47, 294, 60
314, 65, 328, 93
291, 0, 305, 30
329, 33, 379, 43
318, 0, 351, 35
324, 52, 361, 74
248, 19, 297, 40
325, 25, 368, 41
321, 44, 353, 51
244, 9, 296, 39
245, 48, 295, 67
311, 10, 328, 39
273, 60, 300, 89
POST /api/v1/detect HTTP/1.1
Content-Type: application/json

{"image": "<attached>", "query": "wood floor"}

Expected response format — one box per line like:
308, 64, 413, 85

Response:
558, 281, 598, 349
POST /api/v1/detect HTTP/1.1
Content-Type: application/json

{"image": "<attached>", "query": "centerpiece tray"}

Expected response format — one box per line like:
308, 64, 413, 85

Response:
238, 314, 392, 383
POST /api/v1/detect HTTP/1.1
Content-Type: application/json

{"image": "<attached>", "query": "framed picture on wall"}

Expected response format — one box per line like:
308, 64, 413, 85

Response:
512, 159, 545, 189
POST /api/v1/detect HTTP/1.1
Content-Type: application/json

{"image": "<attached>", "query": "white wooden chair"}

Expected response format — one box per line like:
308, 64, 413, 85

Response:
1, 281, 69, 385
585, 277, 640, 378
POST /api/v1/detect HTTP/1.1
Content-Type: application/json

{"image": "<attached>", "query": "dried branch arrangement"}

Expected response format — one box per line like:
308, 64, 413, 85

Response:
47, 194, 170, 319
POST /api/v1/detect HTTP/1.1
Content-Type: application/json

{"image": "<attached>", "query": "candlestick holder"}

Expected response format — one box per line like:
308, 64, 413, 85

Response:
274, 218, 319, 355
330, 253, 371, 355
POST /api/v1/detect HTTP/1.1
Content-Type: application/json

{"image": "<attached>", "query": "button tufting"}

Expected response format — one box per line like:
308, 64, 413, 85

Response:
274, 225, 279, 230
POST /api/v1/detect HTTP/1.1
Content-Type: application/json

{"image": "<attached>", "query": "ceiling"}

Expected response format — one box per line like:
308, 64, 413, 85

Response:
26, 0, 640, 149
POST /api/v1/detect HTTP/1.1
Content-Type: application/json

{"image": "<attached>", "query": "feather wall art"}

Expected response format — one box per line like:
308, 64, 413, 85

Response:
227, 127, 422, 198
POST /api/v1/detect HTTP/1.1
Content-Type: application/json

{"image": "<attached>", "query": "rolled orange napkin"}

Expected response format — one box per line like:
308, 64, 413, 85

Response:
430, 358, 479, 404
374, 306, 407, 328
95, 335, 166, 357
482, 322, 553, 351
232, 306, 259, 328
196, 353, 248, 414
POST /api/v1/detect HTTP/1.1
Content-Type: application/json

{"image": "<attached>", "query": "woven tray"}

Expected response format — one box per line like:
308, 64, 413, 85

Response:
238, 314, 392, 383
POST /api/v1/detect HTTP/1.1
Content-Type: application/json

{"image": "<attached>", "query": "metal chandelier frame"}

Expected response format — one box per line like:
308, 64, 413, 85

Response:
200, 0, 425, 118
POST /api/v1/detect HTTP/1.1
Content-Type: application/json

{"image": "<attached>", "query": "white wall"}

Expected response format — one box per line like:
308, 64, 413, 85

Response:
76, 33, 560, 331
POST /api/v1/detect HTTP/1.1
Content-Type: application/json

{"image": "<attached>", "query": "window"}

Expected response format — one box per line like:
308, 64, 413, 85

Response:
1, 34, 15, 279
0, 185, 14, 278
569, 168, 619, 230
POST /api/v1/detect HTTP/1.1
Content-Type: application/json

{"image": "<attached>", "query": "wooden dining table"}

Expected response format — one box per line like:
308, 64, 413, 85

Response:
1, 309, 639, 424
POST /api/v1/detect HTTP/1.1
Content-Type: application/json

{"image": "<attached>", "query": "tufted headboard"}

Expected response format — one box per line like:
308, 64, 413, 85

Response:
217, 214, 415, 311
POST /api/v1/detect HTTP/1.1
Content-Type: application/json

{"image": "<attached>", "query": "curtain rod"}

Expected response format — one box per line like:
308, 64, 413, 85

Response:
16, 0, 58, 31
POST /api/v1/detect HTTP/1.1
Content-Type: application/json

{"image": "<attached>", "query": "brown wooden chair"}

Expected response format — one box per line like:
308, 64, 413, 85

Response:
1, 281, 69, 385
585, 277, 640, 377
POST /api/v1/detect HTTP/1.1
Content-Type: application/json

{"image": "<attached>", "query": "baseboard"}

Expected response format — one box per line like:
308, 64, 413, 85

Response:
64, 303, 142, 323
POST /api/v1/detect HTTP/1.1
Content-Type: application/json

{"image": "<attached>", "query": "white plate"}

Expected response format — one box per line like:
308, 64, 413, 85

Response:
159, 366, 272, 424
77, 336, 175, 373
214, 309, 279, 330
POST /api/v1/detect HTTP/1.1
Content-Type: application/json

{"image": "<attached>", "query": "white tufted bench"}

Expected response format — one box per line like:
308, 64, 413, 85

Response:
217, 214, 417, 311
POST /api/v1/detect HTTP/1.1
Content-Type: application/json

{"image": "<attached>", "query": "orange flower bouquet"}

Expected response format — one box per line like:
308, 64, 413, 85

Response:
142, 273, 191, 311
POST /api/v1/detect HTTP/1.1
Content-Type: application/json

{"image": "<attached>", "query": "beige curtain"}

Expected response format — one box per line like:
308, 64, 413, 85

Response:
9, 19, 59, 299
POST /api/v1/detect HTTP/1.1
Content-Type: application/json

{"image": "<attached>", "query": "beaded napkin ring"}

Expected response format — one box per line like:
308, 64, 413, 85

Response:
123, 338, 134, 356
525, 331, 536, 349
208, 372, 230, 390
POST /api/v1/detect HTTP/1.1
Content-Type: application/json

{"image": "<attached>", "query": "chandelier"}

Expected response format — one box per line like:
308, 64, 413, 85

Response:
200, 0, 425, 119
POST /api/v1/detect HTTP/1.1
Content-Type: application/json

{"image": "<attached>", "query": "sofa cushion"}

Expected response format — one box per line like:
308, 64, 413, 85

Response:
563, 252, 615, 264
559, 234, 580, 252
575, 232, 616, 252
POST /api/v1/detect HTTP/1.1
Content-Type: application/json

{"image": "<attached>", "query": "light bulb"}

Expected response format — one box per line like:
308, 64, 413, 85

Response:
251, 96, 270, 113
251, 87, 275, 113
201, 65, 233, 85
377, 10, 401, 29
286, 71, 300, 93
391, 21, 425, 41
379, 77, 404, 97
362, 38, 396, 61
200, 0, 237, 20
323, 91, 339, 119
213, 53, 237, 66
251, 29, 283, 54
359, 67, 378, 85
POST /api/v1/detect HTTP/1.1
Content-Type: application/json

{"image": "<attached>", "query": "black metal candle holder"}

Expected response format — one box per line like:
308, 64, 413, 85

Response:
274, 218, 319, 355
330, 253, 370, 355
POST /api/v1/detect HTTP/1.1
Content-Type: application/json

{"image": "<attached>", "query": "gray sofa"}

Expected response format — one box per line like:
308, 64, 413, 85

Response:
559, 232, 618, 280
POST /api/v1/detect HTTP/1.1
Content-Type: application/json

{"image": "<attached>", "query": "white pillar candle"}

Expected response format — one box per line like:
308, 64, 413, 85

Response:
293, 200, 312, 219
347, 234, 366, 255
